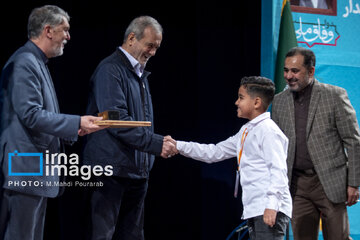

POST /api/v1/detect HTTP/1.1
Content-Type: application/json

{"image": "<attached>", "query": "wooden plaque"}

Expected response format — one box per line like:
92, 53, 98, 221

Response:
94, 120, 151, 128
96, 110, 151, 127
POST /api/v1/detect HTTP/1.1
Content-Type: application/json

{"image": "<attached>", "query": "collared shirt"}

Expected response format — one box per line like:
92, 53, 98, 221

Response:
29, 40, 48, 64
293, 80, 314, 170
119, 47, 144, 78
177, 112, 292, 219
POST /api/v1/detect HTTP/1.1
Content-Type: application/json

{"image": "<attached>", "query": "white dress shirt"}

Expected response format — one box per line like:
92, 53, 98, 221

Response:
119, 47, 144, 77
177, 112, 292, 219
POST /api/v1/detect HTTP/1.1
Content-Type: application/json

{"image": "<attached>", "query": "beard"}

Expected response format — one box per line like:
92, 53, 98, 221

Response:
54, 47, 64, 57
52, 40, 66, 57
287, 76, 313, 92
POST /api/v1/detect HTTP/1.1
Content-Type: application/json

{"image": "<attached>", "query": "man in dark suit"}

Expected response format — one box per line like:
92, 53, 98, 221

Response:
272, 47, 360, 240
0, 5, 104, 240
83, 16, 177, 240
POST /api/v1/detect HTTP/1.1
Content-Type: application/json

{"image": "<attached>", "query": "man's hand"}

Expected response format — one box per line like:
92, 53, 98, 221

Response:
79, 116, 107, 136
346, 186, 359, 206
160, 135, 178, 158
164, 135, 176, 145
263, 209, 277, 227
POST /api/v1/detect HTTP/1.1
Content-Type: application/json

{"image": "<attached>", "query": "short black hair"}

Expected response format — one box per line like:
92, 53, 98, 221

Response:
286, 47, 316, 71
240, 76, 275, 110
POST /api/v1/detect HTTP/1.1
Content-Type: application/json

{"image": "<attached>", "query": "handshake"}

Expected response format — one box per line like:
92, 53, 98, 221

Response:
161, 135, 179, 158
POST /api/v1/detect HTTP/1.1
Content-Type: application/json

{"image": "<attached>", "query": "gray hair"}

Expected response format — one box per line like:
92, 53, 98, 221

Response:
123, 16, 163, 43
27, 5, 70, 39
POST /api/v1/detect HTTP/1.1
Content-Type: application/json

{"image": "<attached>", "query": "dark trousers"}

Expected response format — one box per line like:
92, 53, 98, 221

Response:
0, 189, 47, 240
291, 171, 351, 240
247, 212, 290, 240
89, 176, 148, 240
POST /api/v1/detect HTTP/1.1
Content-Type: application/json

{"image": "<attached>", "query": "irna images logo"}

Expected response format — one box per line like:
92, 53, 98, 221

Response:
8, 150, 113, 180
8, 150, 43, 176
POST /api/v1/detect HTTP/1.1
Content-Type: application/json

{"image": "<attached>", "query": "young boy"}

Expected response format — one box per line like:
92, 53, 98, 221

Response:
167, 76, 292, 239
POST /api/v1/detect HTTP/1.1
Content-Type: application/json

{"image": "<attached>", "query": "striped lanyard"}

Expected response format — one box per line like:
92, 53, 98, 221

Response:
234, 128, 249, 198
237, 128, 249, 171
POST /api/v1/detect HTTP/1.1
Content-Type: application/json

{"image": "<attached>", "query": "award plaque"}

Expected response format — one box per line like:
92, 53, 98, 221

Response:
95, 110, 151, 128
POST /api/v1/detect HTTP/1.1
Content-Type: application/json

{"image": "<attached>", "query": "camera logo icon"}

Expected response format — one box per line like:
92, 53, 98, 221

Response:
8, 150, 43, 176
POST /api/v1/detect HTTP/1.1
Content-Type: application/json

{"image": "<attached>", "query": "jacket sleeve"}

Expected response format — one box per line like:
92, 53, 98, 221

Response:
9, 53, 80, 141
334, 87, 360, 187
92, 63, 163, 155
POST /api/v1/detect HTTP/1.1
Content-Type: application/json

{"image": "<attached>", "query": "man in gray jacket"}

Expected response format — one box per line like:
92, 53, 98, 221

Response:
0, 5, 103, 240
272, 47, 360, 240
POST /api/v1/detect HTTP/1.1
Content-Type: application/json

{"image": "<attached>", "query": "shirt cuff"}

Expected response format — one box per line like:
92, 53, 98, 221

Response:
176, 141, 185, 152
266, 195, 280, 211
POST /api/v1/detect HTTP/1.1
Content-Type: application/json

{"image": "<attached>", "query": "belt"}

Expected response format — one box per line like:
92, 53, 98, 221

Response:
294, 168, 316, 176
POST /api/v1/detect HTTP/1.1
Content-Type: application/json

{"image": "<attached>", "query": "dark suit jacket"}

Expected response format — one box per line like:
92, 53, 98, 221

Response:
0, 41, 80, 198
272, 80, 360, 203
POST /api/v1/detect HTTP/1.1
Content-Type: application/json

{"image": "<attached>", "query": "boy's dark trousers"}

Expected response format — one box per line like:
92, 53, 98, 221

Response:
247, 212, 289, 240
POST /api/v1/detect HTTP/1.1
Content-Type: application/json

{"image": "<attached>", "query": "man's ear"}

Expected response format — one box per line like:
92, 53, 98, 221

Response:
44, 25, 52, 39
127, 32, 136, 46
308, 66, 315, 78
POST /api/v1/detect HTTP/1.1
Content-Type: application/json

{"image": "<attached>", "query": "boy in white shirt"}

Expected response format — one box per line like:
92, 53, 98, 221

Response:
167, 76, 292, 240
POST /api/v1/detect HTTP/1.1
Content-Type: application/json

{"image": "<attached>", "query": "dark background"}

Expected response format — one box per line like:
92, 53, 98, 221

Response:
0, 0, 261, 239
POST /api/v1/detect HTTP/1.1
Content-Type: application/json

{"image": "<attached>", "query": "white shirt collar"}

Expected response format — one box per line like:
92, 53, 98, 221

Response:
119, 47, 144, 77
244, 112, 270, 131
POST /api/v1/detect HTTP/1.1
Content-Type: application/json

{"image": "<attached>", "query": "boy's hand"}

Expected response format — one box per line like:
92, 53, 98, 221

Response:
263, 209, 277, 227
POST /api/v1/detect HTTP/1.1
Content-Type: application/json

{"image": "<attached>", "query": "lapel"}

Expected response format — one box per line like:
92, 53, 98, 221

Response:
38, 59, 60, 113
306, 80, 321, 139
25, 40, 60, 113
284, 89, 296, 137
